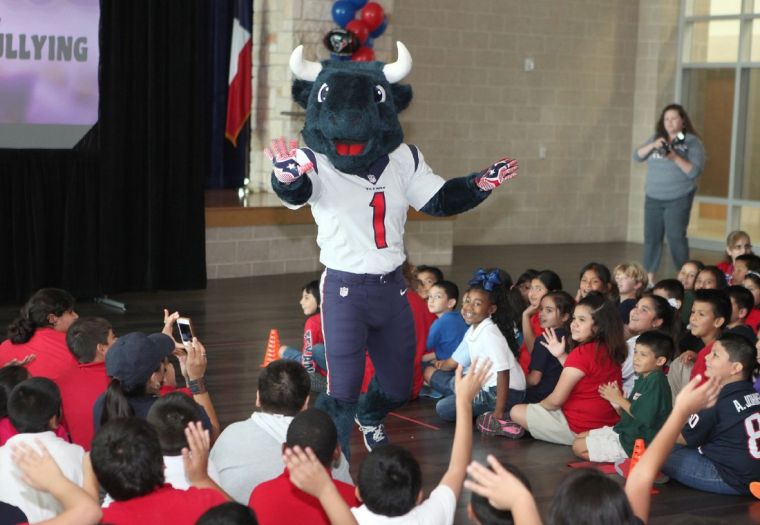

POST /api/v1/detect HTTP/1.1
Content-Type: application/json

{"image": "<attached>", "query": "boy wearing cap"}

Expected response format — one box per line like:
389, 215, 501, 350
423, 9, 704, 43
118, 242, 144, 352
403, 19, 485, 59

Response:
92, 331, 219, 439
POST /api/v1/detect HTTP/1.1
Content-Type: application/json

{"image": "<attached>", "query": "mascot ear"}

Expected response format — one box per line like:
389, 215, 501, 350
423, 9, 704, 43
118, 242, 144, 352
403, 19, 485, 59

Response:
292, 80, 313, 109
392, 85, 413, 113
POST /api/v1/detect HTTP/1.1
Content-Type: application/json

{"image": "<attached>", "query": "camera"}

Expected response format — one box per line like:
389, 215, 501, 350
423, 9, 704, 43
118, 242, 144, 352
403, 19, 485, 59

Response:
657, 132, 685, 156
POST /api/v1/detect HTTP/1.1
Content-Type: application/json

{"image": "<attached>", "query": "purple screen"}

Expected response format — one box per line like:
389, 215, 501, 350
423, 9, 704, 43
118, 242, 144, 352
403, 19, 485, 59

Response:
0, 0, 99, 126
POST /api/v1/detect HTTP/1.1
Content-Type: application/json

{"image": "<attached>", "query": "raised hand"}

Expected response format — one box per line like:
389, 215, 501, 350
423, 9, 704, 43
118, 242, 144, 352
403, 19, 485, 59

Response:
265, 137, 314, 184
675, 374, 720, 415
465, 455, 536, 513
475, 157, 519, 191
540, 327, 567, 358
283, 445, 332, 499
455, 358, 493, 404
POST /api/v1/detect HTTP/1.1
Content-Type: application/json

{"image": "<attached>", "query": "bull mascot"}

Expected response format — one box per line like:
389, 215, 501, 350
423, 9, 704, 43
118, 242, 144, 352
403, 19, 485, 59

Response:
267, 42, 518, 457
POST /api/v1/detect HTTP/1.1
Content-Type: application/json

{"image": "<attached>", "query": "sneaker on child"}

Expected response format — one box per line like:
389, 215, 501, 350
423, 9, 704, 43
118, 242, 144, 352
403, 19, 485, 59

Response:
476, 412, 525, 439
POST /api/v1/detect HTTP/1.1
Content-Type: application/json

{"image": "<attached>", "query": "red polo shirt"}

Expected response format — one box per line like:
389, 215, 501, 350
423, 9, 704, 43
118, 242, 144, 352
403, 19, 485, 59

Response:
0, 328, 79, 382
690, 340, 716, 385
249, 469, 358, 525
101, 484, 226, 525
57, 361, 110, 450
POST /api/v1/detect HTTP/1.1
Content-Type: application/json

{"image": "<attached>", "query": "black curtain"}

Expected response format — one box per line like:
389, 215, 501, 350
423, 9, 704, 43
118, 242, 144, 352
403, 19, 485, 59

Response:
98, 0, 209, 292
0, 0, 215, 301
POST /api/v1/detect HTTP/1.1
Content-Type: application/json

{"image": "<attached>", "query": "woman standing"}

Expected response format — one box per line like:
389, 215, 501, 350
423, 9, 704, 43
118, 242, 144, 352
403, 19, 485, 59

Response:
634, 104, 705, 283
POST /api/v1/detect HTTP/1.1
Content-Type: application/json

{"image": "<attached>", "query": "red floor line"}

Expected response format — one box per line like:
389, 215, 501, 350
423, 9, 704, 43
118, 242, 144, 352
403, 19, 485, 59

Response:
388, 411, 441, 431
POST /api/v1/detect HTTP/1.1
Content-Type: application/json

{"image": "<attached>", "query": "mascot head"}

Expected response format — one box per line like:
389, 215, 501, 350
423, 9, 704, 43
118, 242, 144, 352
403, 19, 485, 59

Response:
290, 42, 413, 175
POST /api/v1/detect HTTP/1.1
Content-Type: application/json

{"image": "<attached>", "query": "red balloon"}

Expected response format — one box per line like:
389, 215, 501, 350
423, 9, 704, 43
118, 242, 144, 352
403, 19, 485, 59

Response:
360, 2, 385, 32
352, 46, 375, 61
346, 19, 370, 44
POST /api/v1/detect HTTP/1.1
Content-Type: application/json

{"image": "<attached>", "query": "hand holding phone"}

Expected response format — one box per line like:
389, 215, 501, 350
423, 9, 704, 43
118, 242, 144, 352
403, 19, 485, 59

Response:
177, 317, 196, 345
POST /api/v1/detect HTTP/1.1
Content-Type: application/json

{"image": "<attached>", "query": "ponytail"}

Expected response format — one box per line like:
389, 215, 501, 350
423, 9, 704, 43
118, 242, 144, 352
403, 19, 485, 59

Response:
6, 288, 76, 343
101, 378, 135, 426
7, 318, 36, 344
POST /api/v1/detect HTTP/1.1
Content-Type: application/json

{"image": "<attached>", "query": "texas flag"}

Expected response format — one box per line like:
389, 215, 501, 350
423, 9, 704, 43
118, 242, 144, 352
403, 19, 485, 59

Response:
225, 0, 252, 146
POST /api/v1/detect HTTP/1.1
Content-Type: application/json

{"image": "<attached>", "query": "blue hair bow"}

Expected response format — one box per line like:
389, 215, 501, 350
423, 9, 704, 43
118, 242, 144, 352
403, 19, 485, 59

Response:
468, 268, 501, 292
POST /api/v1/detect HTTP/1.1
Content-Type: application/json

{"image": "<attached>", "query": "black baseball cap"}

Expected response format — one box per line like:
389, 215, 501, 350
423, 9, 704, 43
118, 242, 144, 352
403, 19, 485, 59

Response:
105, 332, 174, 390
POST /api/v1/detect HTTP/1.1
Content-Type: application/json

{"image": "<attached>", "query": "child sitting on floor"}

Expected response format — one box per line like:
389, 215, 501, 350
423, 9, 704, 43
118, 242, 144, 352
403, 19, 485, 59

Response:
279, 280, 327, 391
742, 271, 760, 332
465, 374, 722, 524
669, 289, 731, 400
414, 265, 444, 299
248, 408, 358, 525
572, 330, 673, 463
509, 292, 627, 445
523, 291, 574, 404
576, 262, 615, 301
731, 253, 760, 289
614, 262, 649, 325
282, 360, 492, 525
662, 333, 760, 495
421, 280, 468, 399
724, 285, 757, 345
431, 269, 525, 437
519, 270, 563, 375
717, 230, 752, 284
678, 260, 704, 325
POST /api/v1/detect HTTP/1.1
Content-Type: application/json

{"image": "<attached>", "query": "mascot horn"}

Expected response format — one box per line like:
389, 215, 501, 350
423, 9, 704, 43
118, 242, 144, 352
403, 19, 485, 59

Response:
266, 42, 519, 458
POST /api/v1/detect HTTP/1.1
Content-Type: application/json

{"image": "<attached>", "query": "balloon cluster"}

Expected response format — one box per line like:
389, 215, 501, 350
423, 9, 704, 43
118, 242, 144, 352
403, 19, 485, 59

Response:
323, 0, 387, 62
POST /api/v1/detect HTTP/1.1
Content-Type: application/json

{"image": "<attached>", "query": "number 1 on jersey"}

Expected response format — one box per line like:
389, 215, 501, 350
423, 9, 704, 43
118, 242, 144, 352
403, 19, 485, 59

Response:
369, 192, 388, 249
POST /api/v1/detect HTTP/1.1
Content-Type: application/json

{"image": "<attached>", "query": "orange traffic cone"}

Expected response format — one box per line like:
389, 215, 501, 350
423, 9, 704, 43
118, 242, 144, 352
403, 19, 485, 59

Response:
629, 438, 646, 472
260, 329, 281, 368
628, 438, 660, 494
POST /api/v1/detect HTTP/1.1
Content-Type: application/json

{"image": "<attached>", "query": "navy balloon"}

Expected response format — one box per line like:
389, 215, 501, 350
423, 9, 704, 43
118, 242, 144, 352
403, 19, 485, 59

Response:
369, 16, 388, 38
347, 0, 367, 7
331, 53, 352, 61
364, 37, 374, 48
331, 1, 356, 28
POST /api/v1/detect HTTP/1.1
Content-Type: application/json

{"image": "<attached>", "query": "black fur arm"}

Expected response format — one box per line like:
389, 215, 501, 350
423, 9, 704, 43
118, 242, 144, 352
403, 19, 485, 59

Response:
271, 172, 313, 206
419, 173, 490, 217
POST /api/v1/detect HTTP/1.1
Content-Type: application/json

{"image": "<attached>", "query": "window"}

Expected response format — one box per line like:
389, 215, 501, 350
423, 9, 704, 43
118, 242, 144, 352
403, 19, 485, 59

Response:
679, 0, 760, 246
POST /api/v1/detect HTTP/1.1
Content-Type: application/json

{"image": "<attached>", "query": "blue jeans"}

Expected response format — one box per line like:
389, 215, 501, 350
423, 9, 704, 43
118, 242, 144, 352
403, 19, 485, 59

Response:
281, 343, 327, 372
435, 387, 526, 422
643, 190, 695, 274
661, 445, 741, 495
427, 369, 455, 396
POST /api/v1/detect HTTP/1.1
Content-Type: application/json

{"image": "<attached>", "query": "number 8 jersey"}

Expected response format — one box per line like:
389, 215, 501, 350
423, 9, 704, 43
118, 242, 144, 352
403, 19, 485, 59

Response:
681, 380, 760, 494
285, 144, 445, 274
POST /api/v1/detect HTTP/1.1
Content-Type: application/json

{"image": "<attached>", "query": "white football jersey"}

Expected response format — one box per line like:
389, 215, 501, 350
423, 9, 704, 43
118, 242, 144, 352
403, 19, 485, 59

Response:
284, 144, 446, 274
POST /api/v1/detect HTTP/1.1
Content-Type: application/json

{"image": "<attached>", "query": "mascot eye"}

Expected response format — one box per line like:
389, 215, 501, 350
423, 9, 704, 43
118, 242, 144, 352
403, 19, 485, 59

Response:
317, 83, 329, 103
374, 85, 386, 103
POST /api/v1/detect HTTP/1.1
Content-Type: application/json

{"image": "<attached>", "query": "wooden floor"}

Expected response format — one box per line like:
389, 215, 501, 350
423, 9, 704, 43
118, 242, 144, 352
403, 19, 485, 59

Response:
3, 242, 758, 524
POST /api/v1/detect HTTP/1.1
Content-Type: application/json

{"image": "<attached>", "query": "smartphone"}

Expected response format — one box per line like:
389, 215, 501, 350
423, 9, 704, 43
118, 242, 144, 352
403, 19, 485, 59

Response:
176, 317, 195, 345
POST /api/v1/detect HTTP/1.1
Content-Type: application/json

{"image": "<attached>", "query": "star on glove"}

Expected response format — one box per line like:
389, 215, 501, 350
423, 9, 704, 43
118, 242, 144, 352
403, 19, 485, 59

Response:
475, 157, 519, 191
265, 137, 314, 185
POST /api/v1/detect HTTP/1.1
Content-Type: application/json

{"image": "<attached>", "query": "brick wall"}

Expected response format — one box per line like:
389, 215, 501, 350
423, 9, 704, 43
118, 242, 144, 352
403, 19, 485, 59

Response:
392, 0, 642, 245
205, 219, 454, 278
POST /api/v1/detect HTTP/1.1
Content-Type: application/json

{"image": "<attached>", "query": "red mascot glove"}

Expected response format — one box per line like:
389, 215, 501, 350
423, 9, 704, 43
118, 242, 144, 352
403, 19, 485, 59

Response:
265, 137, 314, 184
475, 157, 519, 191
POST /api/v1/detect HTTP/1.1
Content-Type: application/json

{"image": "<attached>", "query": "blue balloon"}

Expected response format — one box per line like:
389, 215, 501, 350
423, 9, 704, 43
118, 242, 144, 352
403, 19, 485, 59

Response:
369, 16, 388, 38
331, 1, 356, 28
330, 53, 352, 61
347, 0, 367, 8
364, 37, 374, 48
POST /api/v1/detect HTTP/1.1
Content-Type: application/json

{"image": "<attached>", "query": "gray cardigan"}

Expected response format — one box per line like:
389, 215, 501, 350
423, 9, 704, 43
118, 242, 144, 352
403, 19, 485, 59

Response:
633, 133, 705, 200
